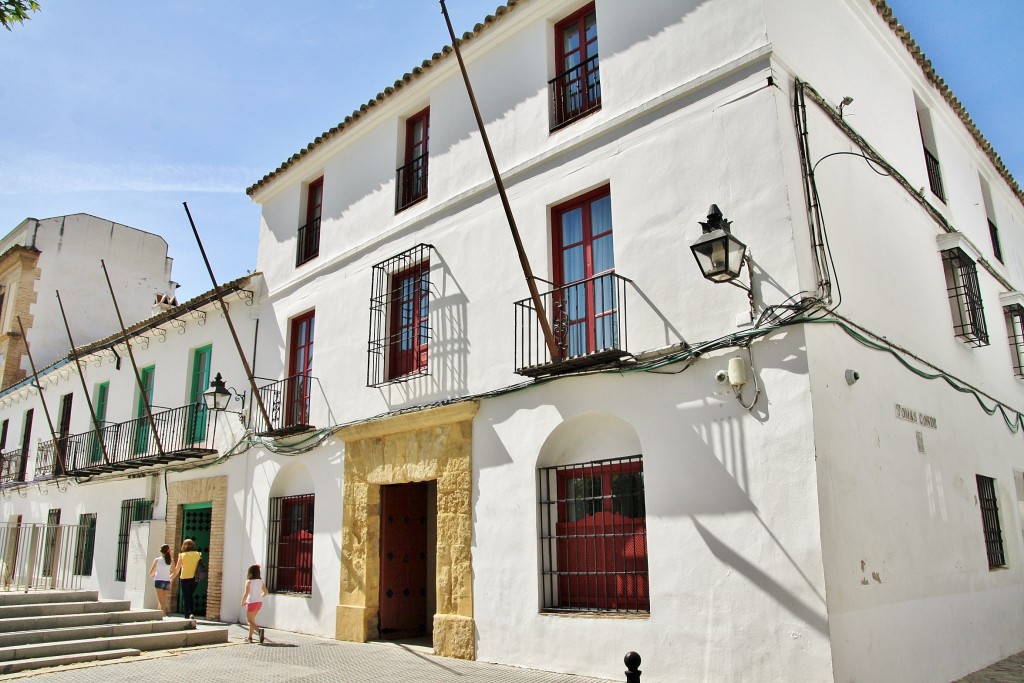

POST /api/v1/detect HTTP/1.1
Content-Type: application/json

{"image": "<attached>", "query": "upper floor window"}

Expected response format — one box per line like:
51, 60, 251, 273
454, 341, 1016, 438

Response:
287, 311, 315, 428
538, 455, 648, 613
552, 187, 619, 358
368, 244, 432, 386
550, 3, 600, 130
940, 245, 988, 347
979, 176, 1003, 263
916, 99, 945, 202
297, 177, 323, 267
396, 108, 429, 212
1003, 301, 1024, 378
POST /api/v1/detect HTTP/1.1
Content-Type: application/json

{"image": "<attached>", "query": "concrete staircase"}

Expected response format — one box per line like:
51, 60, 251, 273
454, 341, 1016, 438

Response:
0, 590, 229, 674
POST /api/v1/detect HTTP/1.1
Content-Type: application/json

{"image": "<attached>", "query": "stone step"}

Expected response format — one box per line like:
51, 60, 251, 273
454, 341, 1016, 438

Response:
0, 608, 163, 633
0, 647, 141, 675
0, 590, 99, 607
0, 626, 228, 661
0, 616, 192, 647
0, 599, 131, 622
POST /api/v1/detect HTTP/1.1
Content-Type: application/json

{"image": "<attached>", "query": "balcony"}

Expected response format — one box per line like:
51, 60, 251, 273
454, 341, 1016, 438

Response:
396, 153, 428, 212
549, 54, 601, 131
296, 217, 321, 267
253, 374, 316, 437
0, 447, 27, 485
37, 403, 217, 476
514, 272, 631, 377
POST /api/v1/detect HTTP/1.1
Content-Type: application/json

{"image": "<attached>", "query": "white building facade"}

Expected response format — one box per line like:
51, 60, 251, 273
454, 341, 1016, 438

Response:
0, 1, 1022, 681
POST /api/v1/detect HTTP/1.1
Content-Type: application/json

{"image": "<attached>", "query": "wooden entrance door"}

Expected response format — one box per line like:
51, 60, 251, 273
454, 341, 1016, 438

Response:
379, 482, 430, 639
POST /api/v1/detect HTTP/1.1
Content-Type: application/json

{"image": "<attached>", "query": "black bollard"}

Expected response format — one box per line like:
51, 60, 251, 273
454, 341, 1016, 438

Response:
624, 651, 641, 682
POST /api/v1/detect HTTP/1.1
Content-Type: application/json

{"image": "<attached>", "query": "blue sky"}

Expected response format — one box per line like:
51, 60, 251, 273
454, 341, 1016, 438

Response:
0, 1, 1020, 300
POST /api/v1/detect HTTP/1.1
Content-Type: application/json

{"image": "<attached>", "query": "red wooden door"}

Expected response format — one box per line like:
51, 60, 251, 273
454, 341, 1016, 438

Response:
379, 482, 429, 639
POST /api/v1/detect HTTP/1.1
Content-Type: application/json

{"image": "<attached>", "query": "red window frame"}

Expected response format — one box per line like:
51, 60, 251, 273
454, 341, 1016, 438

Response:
287, 311, 315, 427
269, 494, 314, 594
544, 457, 648, 612
552, 186, 616, 357
298, 177, 323, 265
553, 3, 600, 125
388, 261, 430, 380
397, 108, 430, 211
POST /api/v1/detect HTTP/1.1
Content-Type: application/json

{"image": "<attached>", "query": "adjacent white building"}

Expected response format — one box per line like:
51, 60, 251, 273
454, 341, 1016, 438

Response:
0, 1, 1022, 681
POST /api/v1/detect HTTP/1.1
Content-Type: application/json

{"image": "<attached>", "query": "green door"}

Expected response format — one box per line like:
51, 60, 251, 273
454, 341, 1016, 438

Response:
133, 366, 155, 454
90, 382, 108, 464
179, 502, 212, 616
188, 346, 212, 443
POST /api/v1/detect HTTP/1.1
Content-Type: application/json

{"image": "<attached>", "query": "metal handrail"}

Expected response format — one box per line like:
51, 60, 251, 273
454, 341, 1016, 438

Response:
396, 152, 429, 211
0, 447, 26, 485
0, 522, 89, 591
253, 374, 316, 436
296, 217, 321, 266
549, 54, 601, 130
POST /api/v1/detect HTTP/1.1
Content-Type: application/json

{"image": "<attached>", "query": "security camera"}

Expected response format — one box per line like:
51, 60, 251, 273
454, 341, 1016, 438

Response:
715, 370, 729, 384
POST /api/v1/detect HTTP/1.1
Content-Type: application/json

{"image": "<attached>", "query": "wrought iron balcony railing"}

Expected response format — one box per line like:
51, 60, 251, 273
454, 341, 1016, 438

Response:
515, 272, 631, 377
549, 54, 601, 131
0, 447, 27, 485
296, 217, 321, 267
396, 153, 429, 212
253, 374, 316, 437
37, 402, 216, 476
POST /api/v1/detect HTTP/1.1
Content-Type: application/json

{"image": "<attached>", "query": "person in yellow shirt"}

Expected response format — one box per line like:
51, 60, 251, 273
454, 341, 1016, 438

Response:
173, 538, 203, 618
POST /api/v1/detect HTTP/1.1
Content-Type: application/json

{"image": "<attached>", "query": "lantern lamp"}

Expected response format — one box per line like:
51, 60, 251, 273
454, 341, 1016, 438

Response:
690, 204, 748, 284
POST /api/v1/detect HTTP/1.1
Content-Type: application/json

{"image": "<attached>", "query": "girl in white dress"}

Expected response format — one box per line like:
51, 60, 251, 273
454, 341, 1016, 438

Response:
148, 544, 173, 614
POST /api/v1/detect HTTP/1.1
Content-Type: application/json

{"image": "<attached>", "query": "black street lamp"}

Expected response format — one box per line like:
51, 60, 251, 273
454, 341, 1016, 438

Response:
690, 204, 747, 283
203, 372, 243, 412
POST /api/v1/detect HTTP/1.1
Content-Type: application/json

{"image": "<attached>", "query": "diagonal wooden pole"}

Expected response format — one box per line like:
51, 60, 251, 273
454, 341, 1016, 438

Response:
182, 202, 273, 429
439, 0, 561, 363
55, 291, 111, 466
15, 316, 66, 477
100, 260, 166, 457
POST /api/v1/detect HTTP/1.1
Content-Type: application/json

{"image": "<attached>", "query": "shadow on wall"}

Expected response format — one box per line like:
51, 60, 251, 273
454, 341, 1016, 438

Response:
377, 248, 469, 408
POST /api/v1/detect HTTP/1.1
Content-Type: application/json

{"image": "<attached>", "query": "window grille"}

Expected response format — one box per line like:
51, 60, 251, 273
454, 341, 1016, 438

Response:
941, 248, 988, 347
1005, 304, 1024, 378
538, 455, 649, 614
367, 244, 433, 387
75, 513, 97, 576
924, 148, 945, 202
976, 475, 1006, 568
115, 498, 152, 582
41, 508, 61, 578
267, 493, 314, 594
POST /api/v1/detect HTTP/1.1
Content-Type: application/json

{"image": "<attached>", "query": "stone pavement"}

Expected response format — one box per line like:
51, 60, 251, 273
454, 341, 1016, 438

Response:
956, 650, 1024, 683
0, 621, 621, 683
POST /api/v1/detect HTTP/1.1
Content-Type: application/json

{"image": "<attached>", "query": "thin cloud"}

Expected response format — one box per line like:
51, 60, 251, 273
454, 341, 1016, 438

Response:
0, 156, 257, 195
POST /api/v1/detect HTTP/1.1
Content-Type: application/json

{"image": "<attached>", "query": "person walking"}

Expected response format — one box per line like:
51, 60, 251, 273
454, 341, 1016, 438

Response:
240, 564, 268, 643
173, 539, 203, 618
148, 543, 173, 614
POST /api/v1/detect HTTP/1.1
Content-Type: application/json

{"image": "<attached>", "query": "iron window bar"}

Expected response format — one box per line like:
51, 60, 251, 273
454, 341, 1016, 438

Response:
549, 54, 601, 131
941, 247, 989, 347
252, 374, 317, 437
1005, 304, 1024, 378
0, 522, 91, 591
267, 493, 315, 595
538, 455, 649, 615
976, 475, 1006, 568
75, 513, 97, 576
924, 147, 945, 202
296, 217, 321, 267
115, 498, 153, 582
396, 153, 429, 212
367, 244, 434, 387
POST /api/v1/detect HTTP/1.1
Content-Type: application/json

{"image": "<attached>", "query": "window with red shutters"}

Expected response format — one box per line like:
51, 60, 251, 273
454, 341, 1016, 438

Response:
539, 456, 649, 613
267, 494, 314, 594
286, 311, 315, 428
396, 108, 429, 211
550, 3, 600, 129
297, 177, 322, 266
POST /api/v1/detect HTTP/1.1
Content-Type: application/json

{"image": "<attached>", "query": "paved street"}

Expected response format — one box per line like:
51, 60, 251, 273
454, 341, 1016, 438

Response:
1, 622, 621, 682
2, 620, 1022, 682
